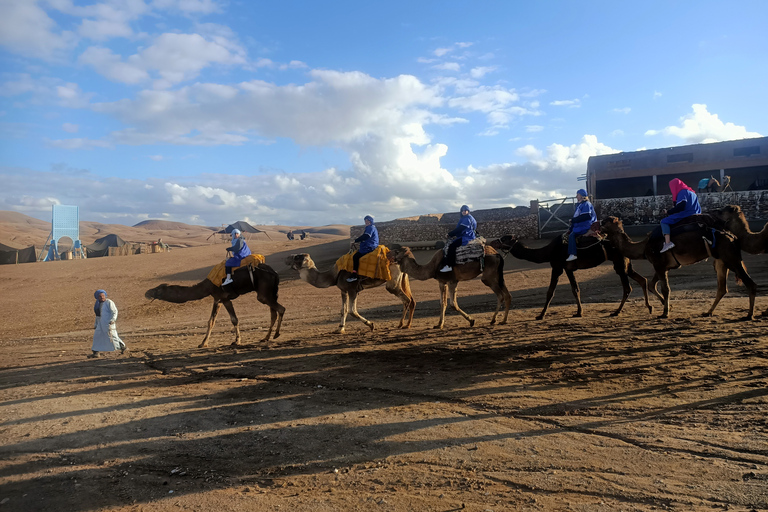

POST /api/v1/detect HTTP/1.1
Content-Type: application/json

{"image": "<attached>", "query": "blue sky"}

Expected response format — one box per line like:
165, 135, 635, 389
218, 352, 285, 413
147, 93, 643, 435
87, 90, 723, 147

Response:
0, 0, 765, 227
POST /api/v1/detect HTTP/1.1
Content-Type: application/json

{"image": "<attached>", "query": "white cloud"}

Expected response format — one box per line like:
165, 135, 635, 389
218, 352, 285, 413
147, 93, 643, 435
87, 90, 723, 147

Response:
470, 66, 497, 78
550, 99, 580, 108
434, 47, 451, 57
149, 154, 164, 161
612, 107, 631, 114
645, 104, 762, 143
62, 122, 79, 133
0, 0, 77, 60
526, 125, 544, 133
79, 32, 247, 87
653, 91, 662, 99
433, 62, 461, 72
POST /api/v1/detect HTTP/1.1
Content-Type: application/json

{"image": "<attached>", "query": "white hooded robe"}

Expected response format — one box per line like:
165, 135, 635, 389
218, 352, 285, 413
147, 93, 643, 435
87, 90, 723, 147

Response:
93, 299, 125, 352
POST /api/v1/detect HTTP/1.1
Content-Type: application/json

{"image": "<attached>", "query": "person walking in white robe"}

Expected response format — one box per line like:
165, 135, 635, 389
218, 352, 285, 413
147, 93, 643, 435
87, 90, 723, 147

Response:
90, 289, 126, 358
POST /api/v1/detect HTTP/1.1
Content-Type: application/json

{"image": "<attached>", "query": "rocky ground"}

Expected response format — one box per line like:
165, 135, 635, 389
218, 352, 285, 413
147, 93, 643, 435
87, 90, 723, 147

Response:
1, 235, 767, 511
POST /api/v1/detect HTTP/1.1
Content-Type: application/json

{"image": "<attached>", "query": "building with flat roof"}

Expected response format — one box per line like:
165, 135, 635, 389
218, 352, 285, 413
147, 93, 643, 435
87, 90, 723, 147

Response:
586, 136, 768, 200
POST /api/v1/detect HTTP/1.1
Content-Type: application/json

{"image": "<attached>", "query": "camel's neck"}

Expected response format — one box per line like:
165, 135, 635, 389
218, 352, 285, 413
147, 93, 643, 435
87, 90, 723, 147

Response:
299, 262, 339, 288
399, 251, 442, 280
727, 217, 768, 253
510, 240, 556, 264
606, 231, 647, 259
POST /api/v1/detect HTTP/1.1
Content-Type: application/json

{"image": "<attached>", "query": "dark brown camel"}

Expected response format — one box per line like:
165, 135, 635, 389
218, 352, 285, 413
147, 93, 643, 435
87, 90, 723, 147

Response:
285, 253, 415, 333
601, 216, 757, 320
489, 234, 652, 320
145, 263, 285, 347
390, 245, 511, 329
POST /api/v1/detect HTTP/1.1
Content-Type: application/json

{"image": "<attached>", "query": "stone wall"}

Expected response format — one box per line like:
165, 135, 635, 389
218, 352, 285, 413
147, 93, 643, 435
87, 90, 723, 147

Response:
596, 190, 768, 225
350, 206, 538, 244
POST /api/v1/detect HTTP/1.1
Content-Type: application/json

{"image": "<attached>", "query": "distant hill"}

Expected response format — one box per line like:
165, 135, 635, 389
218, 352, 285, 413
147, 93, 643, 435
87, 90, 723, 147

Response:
0, 211, 351, 249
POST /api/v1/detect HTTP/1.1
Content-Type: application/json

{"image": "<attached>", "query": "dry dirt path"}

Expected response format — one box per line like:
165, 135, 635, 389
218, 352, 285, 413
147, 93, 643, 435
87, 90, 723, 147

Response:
1, 240, 767, 511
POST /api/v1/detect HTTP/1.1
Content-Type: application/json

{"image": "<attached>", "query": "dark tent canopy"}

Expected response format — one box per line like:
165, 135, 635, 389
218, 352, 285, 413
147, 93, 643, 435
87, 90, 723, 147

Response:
85, 234, 127, 258
0, 242, 38, 264
216, 221, 272, 240
217, 221, 263, 234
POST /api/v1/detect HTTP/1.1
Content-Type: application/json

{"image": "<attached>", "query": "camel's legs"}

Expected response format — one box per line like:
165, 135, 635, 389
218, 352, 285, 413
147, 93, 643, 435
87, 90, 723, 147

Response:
385, 274, 416, 329
627, 262, 653, 315
564, 269, 583, 318
221, 300, 241, 346
256, 296, 285, 341
336, 291, 350, 334
481, 275, 510, 326
609, 258, 633, 317
648, 273, 664, 304
656, 269, 672, 318
537, 268, 563, 320
715, 256, 757, 320
199, 300, 223, 348
447, 281, 474, 327
434, 282, 450, 329
348, 291, 375, 332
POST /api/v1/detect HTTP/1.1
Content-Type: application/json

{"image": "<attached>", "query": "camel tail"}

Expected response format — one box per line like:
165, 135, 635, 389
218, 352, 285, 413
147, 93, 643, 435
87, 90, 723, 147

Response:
496, 254, 505, 288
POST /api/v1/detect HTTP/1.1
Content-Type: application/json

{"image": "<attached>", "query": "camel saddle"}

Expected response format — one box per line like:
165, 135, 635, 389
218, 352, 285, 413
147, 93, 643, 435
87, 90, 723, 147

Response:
561, 222, 605, 248
335, 245, 392, 281
446, 237, 486, 266
207, 254, 266, 287
649, 214, 721, 241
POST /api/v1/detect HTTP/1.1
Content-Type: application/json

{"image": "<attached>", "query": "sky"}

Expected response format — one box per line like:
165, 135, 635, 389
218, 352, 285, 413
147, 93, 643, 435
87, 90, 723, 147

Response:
0, 0, 766, 228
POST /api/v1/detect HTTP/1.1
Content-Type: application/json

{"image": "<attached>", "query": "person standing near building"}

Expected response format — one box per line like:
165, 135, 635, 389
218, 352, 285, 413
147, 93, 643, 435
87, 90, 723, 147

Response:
346, 215, 378, 282
660, 178, 701, 253
566, 189, 598, 262
90, 289, 126, 358
223, 229, 251, 285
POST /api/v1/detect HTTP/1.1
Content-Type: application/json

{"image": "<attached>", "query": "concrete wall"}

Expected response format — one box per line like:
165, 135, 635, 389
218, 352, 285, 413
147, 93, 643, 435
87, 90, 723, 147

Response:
595, 190, 768, 225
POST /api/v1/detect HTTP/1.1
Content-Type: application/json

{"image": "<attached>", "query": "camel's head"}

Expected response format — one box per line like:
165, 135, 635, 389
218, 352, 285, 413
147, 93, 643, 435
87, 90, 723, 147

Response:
390, 246, 412, 264
285, 253, 312, 271
493, 234, 519, 251
600, 216, 624, 236
145, 284, 168, 300
715, 204, 743, 221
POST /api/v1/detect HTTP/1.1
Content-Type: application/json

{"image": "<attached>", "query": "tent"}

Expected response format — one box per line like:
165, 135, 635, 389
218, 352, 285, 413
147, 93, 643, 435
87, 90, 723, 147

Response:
85, 234, 128, 258
215, 221, 272, 240
0, 242, 38, 265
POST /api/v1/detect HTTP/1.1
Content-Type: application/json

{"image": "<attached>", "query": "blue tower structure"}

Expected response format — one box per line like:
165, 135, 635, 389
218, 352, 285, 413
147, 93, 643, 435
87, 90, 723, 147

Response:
40, 205, 86, 261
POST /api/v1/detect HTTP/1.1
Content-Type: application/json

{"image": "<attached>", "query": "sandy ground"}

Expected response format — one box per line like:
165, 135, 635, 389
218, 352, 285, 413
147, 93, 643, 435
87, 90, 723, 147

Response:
1, 232, 767, 512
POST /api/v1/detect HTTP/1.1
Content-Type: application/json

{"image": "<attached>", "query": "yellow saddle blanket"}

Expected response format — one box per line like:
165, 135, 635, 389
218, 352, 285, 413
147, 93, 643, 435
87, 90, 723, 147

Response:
335, 245, 391, 281
207, 254, 266, 287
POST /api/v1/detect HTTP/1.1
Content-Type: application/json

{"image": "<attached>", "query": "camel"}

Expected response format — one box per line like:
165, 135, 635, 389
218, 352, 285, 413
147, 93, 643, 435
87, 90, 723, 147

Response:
285, 253, 415, 334
601, 216, 757, 320
145, 263, 285, 348
712, 205, 768, 254
389, 245, 511, 329
490, 234, 652, 320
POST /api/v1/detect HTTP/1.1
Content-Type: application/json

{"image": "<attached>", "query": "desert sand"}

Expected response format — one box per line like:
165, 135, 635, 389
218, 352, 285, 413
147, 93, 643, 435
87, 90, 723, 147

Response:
1, 217, 767, 511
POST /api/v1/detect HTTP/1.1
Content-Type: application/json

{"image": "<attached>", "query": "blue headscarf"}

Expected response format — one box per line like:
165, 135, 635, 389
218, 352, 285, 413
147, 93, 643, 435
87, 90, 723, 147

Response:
577, 189, 588, 198
231, 229, 241, 241
94, 289, 106, 316
364, 215, 374, 224
460, 205, 470, 213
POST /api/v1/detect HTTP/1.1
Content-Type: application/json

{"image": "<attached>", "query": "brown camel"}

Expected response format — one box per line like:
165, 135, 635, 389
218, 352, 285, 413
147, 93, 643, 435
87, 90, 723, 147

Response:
145, 263, 285, 347
285, 253, 415, 334
601, 216, 757, 320
390, 245, 511, 329
712, 205, 768, 254
490, 234, 652, 320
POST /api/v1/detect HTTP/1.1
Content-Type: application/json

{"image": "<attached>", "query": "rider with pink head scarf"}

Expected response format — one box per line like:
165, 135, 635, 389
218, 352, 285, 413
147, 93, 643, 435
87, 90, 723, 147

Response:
660, 178, 701, 253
